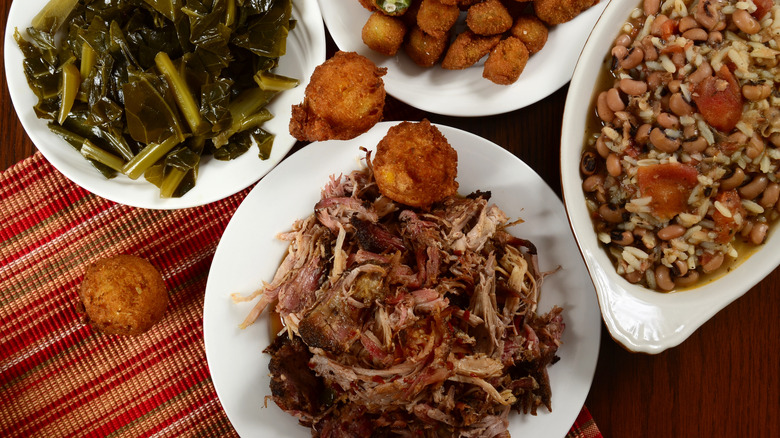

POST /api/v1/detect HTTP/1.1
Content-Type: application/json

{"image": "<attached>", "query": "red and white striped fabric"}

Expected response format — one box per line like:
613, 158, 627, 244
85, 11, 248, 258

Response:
0, 153, 602, 437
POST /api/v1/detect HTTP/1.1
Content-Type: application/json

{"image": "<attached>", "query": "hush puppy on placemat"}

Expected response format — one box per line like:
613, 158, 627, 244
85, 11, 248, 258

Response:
78, 255, 168, 336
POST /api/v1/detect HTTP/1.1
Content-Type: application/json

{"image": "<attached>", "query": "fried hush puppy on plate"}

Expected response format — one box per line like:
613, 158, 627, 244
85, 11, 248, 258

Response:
290, 52, 387, 142
372, 120, 458, 208
78, 255, 168, 336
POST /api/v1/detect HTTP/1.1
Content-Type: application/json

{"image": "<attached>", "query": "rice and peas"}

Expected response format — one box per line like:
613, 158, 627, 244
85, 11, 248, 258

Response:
581, 0, 779, 291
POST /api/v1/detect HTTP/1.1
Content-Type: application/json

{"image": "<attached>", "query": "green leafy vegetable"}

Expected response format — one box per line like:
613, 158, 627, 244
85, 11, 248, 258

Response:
16, 0, 298, 198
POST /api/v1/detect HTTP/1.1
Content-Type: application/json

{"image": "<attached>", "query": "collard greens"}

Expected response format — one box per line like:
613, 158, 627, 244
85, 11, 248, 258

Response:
16, 0, 299, 198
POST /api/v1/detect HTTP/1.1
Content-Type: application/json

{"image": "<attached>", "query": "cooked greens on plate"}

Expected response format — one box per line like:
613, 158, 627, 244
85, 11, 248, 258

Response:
15, 0, 299, 198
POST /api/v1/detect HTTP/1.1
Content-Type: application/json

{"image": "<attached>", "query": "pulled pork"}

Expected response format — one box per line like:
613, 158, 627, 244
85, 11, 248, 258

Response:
239, 156, 564, 437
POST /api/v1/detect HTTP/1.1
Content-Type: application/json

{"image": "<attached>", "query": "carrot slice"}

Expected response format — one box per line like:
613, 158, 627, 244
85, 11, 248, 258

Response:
692, 65, 743, 132
636, 163, 699, 221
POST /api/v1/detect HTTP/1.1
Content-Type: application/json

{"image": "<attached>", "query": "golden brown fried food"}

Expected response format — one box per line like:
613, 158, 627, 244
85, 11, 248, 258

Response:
457, 0, 483, 10
417, 0, 460, 37
373, 120, 458, 208
362, 12, 407, 56
404, 25, 450, 67
401, 0, 423, 27
534, 0, 597, 25
510, 14, 549, 54
483, 36, 529, 85
78, 255, 168, 336
441, 30, 501, 70
290, 52, 387, 142
357, 0, 377, 11
466, 0, 513, 35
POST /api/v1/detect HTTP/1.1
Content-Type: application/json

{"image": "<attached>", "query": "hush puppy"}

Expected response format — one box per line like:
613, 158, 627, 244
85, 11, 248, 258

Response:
78, 255, 168, 336
483, 37, 530, 85
290, 52, 387, 141
373, 120, 458, 208
362, 12, 407, 56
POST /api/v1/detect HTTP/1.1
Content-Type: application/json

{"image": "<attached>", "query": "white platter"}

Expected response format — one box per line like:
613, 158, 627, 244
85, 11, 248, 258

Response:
560, 0, 780, 353
319, 0, 608, 116
4, 0, 326, 209
204, 122, 601, 437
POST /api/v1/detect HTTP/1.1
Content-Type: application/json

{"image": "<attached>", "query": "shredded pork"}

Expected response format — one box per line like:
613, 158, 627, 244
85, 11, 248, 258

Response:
237, 155, 564, 437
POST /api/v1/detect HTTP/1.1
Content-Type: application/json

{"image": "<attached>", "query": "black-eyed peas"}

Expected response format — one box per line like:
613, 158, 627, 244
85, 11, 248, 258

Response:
581, 0, 779, 292
606, 153, 622, 177
669, 93, 694, 116
606, 88, 625, 112
674, 271, 700, 287
750, 223, 769, 245
618, 78, 647, 96
701, 253, 724, 273
657, 224, 686, 240
598, 203, 625, 223
732, 9, 761, 34
742, 82, 772, 101
739, 175, 769, 200
643, 0, 660, 17
649, 127, 681, 153
720, 167, 746, 190
759, 183, 780, 210
654, 265, 675, 291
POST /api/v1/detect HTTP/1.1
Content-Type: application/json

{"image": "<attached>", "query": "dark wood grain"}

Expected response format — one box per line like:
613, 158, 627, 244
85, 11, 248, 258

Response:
2, 2, 778, 436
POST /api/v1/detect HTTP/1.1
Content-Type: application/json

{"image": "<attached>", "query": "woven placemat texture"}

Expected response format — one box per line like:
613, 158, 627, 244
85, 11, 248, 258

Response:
0, 153, 602, 438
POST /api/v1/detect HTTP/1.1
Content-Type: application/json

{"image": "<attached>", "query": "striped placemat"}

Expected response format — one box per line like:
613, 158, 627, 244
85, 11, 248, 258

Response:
0, 153, 602, 437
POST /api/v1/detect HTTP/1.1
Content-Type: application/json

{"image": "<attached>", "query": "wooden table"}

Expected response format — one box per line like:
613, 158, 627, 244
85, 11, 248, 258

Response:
2, 3, 777, 436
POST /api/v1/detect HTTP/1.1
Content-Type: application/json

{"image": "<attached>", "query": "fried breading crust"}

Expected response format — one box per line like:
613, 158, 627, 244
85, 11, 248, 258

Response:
79, 255, 168, 336
483, 36, 529, 85
417, 0, 460, 37
510, 14, 549, 54
534, 0, 598, 25
404, 25, 450, 67
373, 120, 458, 208
290, 52, 387, 141
466, 0, 513, 35
441, 30, 501, 70
362, 11, 407, 56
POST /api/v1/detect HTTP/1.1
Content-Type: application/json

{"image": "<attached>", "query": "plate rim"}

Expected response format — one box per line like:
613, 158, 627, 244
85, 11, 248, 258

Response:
204, 121, 601, 437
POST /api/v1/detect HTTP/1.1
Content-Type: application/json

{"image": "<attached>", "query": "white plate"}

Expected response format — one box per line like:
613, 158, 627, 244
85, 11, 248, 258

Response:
204, 122, 601, 437
560, 0, 780, 353
4, 0, 326, 209
319, 0, 608, 116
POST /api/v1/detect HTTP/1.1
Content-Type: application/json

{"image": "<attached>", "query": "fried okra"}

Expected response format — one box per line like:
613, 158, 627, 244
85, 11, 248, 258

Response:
404, 25, 450, 67
510, 15, 549, 55
483, 36, 529, 85
373, 120, 458, 208
363, 12, 407, 56
466, 0, 513, 35
417, 0, 460, 37
290, 52, 387, 141
441, 30, 501, 70
78, 255, 168, 336
534, 0, 598, 25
